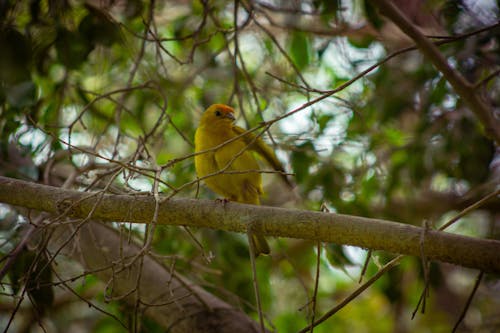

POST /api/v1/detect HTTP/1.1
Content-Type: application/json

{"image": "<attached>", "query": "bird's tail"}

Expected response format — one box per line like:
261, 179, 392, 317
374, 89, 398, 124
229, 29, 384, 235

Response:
252, 234, 270, 256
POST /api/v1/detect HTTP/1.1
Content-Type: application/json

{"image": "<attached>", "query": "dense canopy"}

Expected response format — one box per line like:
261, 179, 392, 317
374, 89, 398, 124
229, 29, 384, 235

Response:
0, 1, 499, 332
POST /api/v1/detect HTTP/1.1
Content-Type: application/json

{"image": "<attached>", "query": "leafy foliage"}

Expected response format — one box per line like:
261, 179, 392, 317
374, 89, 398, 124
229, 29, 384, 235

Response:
0, 0, 499, 332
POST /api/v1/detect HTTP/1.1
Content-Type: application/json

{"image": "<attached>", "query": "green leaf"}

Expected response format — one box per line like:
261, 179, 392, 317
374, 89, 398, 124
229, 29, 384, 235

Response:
316, 114, 333, 133
290, 140, 316, 183
325, 243, 354, 268
348, 34, 375, 48
383, 126, 405, 147
289, 32, 311, 70
428, 77, 447, 105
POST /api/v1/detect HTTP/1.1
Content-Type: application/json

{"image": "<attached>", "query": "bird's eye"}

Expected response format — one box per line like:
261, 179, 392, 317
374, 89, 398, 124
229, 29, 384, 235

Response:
215, 110, 221, 116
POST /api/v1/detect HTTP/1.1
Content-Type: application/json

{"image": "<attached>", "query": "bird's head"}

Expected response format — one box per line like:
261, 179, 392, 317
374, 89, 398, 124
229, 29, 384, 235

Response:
201, 104, 236, 126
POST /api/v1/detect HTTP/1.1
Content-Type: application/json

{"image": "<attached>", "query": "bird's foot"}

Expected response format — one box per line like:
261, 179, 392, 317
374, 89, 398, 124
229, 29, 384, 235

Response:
215, 198, 230, 205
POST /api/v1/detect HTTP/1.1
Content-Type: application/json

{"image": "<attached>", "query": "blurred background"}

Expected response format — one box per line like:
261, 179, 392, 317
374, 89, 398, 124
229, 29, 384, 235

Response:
1, 0, 499, 332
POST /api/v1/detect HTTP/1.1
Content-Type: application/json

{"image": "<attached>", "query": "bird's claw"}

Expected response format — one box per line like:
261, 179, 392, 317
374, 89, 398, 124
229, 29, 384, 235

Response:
215, 198, 230, 205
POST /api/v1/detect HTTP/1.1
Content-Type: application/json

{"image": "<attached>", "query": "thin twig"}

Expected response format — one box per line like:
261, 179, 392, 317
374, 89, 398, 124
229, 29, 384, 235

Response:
247, 228, 266, 333
452, 271, 484, 333
358, 250, 372, 283
439, 189, 500, 231
298, 256, 402, 333
474, 68, 500, 90
370, 0, 500, 143
412, 189, 499, 319
309, 242, 321, 333
417, 220, 430, 314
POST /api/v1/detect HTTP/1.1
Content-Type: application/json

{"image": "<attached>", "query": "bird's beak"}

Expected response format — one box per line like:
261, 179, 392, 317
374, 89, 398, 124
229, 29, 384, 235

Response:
224, 112, 235, 121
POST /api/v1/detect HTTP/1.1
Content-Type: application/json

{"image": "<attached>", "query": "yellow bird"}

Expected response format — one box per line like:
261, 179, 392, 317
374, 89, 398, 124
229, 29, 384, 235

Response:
194, 104, 288, 256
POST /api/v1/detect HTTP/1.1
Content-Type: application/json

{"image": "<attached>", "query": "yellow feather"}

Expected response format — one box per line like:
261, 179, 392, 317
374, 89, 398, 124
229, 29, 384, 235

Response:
194, 104, 287, 256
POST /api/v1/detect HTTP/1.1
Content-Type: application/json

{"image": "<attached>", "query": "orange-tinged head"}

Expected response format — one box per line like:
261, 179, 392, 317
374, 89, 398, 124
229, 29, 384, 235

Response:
200, 104, 236, 127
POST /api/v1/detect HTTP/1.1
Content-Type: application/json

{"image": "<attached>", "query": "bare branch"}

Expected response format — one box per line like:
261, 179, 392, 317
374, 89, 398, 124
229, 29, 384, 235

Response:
369, 0, 500, 144
50, 221, 263, 333
1, 176, 499, 273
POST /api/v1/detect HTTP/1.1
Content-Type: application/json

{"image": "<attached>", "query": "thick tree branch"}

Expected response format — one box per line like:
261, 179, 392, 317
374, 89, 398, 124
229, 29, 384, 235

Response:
370, 0, 500, 144
1, 176, 499, 273
49, 221, 263, 333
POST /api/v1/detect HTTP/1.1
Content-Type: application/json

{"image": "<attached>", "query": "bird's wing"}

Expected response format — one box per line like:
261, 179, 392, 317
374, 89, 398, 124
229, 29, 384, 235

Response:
232, 125, 293, 188
213, 138, 261, 176
213, 139, 263, 202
